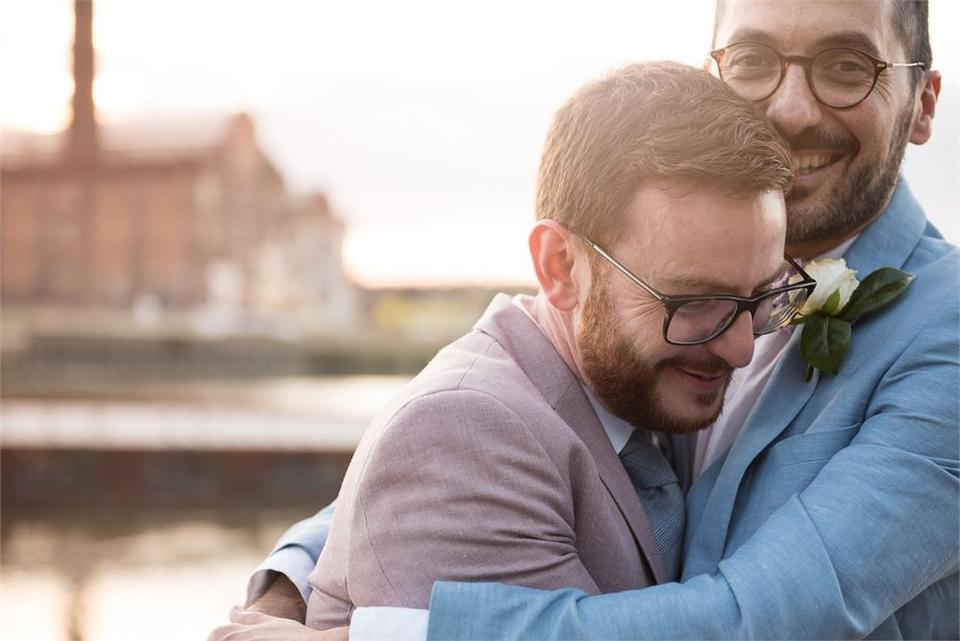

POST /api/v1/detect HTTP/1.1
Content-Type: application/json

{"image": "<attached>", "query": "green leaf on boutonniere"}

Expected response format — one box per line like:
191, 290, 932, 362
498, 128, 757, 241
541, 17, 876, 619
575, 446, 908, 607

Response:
839, 267, 914, 323
821, 289, 843, 316
801, 313, 852, 375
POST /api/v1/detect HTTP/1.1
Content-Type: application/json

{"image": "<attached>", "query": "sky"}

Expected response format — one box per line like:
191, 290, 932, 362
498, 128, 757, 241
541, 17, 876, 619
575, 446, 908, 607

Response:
2, 0, 957, 287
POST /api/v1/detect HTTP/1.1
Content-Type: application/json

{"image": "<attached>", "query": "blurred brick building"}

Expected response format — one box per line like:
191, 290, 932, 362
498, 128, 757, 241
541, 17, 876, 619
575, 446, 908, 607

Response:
1, 1, 353, 328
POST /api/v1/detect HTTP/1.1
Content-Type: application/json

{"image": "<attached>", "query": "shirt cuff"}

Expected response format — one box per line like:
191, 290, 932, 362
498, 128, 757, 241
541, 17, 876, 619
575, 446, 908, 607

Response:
246, 544, 318, 606
349, 607, 429, 641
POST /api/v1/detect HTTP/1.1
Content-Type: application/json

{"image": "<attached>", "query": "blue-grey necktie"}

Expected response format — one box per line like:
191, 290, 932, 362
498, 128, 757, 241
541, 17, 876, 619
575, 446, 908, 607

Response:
619, 429, 685, 581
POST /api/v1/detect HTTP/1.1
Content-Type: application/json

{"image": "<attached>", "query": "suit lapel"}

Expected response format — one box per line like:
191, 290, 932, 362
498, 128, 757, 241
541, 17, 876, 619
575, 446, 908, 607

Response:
475, 294, 667, 584
684, 327, 819, 575
553, 382, 668, 584
684, 178, 928, 577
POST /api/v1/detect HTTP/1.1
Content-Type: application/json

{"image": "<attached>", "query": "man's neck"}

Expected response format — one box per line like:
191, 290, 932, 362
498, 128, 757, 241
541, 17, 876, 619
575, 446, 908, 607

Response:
524, 292, 592, 387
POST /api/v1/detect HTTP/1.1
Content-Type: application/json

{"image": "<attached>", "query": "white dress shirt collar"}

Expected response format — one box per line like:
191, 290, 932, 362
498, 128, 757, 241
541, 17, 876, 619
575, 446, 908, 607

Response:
578, 384, 636, 454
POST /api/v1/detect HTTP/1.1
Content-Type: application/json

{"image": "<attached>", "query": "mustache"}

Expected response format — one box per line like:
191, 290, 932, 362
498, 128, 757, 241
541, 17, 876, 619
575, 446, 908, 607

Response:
778, 128, 858, 154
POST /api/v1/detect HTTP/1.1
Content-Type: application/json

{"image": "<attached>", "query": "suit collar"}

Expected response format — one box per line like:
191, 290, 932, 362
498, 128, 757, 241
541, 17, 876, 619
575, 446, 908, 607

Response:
474, 294, 668, 583
844, 178, 926, 274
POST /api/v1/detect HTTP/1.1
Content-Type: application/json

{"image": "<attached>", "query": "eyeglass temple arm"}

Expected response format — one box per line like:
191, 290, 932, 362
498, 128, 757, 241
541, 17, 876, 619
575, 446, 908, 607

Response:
784, 253, 816, 283
580, 239, 667, 302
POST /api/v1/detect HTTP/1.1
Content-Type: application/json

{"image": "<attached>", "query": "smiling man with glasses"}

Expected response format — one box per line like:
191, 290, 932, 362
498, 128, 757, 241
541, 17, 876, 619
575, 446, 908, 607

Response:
216, 2, 957, 640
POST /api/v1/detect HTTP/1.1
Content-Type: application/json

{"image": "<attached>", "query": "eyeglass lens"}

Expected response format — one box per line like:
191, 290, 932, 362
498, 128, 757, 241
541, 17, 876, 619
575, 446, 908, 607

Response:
666, 286, 808, 344
717, 43, 877, 108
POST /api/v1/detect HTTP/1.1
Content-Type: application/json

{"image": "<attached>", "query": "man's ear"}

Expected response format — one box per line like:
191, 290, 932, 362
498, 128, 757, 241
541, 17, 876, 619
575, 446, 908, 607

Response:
529, 220, 583, 312
909, 70, 940, 145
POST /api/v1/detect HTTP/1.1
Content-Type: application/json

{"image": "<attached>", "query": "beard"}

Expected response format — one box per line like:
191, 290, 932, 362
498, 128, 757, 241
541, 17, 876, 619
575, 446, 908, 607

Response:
782, 108, 913, 246
577, 273, 732, 434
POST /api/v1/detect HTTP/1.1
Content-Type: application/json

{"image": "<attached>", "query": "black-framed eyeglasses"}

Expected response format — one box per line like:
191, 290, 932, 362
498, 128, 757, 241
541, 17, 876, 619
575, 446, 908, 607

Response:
577, 234, 817, 346
710, 41, 926, 109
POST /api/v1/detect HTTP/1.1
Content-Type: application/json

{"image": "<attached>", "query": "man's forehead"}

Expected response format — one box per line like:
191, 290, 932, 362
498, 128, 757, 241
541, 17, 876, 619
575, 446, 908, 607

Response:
714, 0, 897, 56
616, 188, 786, 296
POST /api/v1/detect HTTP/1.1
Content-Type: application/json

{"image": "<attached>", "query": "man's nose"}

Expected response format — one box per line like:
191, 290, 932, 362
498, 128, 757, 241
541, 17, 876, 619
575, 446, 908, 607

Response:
706, 312, 755, 370
765, 64, 823, 138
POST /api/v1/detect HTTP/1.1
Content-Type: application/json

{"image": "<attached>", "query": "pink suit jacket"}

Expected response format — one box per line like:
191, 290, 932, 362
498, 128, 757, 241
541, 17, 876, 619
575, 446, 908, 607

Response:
306, 294, 664, 629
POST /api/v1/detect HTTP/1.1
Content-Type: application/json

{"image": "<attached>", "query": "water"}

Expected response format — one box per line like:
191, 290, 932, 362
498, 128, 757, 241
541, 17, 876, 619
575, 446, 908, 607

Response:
1, 509, 313, 641
2, 375, 413, 451
0, 375, 412, 641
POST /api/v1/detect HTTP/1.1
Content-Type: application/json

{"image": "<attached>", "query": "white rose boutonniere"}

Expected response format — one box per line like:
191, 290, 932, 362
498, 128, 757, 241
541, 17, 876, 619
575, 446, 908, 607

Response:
790, 258, 914, 379
797, 258, 860, 316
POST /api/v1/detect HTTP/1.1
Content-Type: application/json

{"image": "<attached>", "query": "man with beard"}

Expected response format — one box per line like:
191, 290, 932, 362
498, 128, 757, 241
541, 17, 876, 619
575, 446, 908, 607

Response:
213, 1, 958, 639
209, 62, 802, 639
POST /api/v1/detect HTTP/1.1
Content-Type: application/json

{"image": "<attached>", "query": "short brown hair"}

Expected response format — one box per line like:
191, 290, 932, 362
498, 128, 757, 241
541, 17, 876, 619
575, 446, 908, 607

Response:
535, 61, 792, 247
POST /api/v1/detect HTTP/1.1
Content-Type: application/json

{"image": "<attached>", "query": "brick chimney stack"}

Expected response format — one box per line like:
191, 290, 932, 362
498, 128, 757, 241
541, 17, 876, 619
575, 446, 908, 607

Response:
67, 0, 98, 164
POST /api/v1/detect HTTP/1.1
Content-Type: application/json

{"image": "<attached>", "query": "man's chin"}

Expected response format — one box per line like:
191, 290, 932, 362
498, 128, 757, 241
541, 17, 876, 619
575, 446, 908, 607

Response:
655, 396, 724, 434
657, 414, 721, 434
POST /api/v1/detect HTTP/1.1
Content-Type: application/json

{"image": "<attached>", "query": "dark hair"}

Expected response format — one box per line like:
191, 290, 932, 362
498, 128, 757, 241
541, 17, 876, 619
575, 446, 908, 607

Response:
536, 61, 792, 248
892, 0, 932, 78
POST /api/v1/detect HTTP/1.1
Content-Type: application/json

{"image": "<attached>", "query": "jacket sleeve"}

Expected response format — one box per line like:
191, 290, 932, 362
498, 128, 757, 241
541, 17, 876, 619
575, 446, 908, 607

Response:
426, 306, 959, 639
246, 503, 336, 605
344, 389, 600, 610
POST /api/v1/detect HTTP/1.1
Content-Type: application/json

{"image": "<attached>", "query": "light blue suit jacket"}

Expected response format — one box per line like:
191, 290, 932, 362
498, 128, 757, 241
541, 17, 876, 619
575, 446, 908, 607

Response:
425, 180, 959, 640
